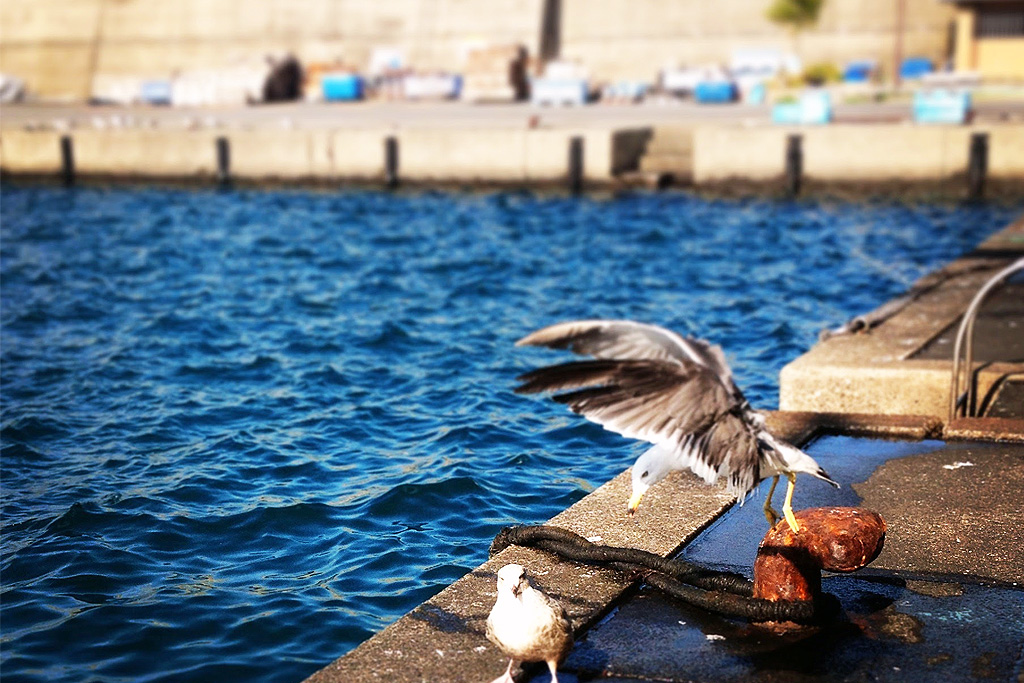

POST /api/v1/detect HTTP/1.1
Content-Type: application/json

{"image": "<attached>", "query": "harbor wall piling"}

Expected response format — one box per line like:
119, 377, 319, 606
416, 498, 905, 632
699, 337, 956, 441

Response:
3, 124, 1023, 190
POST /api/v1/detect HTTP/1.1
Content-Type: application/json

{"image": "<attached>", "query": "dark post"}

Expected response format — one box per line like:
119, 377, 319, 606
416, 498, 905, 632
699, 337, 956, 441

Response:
385, 136, 399, 189
59, 135, 74, 186
893, 0, 906, 90
785, 134, 802, 198
539, 0, 562, 64
967, 132, 988, 201
216, 136, 231, 187
568, 135, 584, 194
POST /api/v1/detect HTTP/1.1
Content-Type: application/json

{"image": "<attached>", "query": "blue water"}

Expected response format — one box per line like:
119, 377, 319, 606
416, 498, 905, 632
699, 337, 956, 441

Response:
1, 184, 1019, 683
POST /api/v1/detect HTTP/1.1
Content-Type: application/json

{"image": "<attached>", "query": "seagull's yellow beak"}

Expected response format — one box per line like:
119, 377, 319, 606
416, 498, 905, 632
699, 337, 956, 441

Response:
627, 491, 644, 516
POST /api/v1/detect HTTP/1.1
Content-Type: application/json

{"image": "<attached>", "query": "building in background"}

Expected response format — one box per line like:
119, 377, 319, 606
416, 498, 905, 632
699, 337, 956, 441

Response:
948, 0, 1024, 79
0, 0, 966, 101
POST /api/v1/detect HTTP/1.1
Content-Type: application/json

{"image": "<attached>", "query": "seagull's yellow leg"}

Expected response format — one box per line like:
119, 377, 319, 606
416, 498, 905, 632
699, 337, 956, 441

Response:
762, 475, 780, 527
782, 473, 800, 533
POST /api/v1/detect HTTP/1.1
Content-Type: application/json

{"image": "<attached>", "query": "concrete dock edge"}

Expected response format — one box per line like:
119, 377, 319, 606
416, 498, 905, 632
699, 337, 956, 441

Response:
0, 126, 653, 187
303, 467, 734, 683
780, 217, 1024, 418
4, 123, 1022, 192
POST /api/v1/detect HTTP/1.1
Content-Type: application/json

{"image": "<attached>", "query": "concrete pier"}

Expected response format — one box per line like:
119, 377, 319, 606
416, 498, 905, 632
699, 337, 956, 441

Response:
780, 218, 1024, 419
302, 220, 1024, 682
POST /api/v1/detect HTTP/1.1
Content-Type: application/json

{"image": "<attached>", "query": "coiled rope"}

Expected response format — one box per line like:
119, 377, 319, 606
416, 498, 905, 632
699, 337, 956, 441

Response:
490, 525, 838, 624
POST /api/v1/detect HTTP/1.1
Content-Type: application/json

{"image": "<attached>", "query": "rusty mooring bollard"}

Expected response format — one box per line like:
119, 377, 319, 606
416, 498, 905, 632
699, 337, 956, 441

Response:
753, 507, 886, 605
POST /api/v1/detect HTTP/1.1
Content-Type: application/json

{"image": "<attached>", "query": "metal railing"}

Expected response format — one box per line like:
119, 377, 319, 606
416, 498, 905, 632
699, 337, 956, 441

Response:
948, 257, 1024, 421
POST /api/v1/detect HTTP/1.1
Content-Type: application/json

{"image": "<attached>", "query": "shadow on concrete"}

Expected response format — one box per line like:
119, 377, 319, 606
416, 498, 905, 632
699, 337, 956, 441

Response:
557, 575, 1023, 682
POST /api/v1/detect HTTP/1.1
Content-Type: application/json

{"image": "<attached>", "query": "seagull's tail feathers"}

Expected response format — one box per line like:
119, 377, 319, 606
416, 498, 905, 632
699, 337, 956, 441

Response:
762, 433, 841, 489
810, 466, 841, 488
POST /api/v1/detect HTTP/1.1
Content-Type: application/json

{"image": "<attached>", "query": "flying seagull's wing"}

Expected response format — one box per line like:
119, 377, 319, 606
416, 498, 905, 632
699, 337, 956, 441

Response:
516, 320, 769, 496
515, 357, 735, 453
516, 357, 765, 497
516, 319, 736, 395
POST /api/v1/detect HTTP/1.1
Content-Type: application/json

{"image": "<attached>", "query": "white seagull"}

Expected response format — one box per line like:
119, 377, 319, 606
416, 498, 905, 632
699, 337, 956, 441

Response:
515, 319, 839, 532
486, 564, 573, 683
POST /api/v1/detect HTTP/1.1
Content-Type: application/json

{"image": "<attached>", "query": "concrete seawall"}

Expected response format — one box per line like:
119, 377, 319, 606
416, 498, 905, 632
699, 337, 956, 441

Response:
3, 121, 1023, 192
0, 126, 651, 186
693, 123, 1024, 184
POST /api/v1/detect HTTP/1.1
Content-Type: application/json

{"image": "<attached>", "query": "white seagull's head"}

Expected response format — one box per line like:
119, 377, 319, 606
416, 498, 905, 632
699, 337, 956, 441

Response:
496, 563, 528, 599
628, 446, 673, 516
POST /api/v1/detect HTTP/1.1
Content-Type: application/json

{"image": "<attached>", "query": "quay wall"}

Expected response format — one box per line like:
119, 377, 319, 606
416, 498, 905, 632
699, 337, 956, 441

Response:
4, 124, 1023, 189
0, 126, 650, 185
692, 124, 1024, 184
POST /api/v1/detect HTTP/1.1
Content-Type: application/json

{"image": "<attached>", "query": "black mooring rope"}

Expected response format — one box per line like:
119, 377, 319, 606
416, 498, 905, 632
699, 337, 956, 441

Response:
491, 526, 751, 593
490, 524, 836, 624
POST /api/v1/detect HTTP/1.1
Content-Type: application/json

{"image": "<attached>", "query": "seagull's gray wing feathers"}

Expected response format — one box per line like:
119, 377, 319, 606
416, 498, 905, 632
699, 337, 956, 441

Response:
516, 359, 743, 469
516, 320, 735, 393
704, 412, 763, 498
516, 320, 837, 502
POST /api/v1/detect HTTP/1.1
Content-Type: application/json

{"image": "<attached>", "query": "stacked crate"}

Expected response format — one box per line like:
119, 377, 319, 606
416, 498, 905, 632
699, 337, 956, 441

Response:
531, 60, 590, 106
461, 45, 528, 103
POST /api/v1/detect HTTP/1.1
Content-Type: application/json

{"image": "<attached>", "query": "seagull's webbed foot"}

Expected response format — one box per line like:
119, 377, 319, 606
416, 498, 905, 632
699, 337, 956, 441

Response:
763, 475, 780, 527
490, 659, 515, 683
546, 658, 560, 683
782, 473, 800, 533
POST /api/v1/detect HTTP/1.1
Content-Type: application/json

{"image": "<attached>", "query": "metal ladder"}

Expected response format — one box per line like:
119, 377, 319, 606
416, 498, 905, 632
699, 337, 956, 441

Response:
948, 257, 1024, 421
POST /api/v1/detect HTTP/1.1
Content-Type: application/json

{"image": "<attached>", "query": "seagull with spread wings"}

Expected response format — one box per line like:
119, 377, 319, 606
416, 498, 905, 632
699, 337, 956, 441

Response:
515, 320, 838, 532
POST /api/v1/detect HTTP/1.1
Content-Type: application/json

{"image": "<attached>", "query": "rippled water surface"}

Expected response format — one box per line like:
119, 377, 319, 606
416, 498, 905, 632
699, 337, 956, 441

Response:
1, 185, 1019, 682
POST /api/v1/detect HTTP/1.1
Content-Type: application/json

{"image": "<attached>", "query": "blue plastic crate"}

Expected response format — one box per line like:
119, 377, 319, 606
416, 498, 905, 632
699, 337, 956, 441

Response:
843, 60, 876, 83
913, 90, 970, 124
694, 81, 736, 103
322, 74, 364, 101
900, 57, 933, 80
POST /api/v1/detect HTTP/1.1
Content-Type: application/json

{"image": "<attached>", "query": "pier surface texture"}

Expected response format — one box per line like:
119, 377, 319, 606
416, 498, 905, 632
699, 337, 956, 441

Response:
306, 219, 1024, 682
